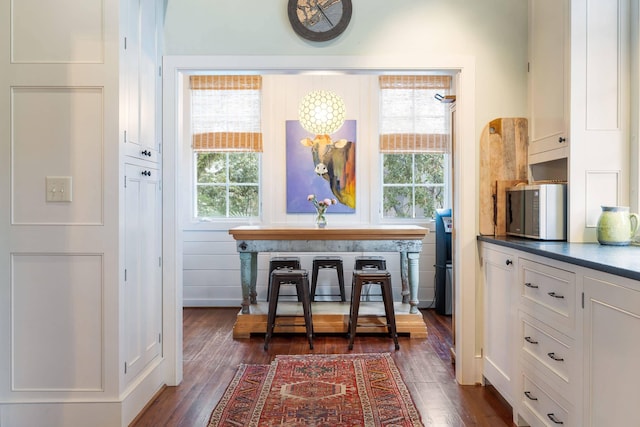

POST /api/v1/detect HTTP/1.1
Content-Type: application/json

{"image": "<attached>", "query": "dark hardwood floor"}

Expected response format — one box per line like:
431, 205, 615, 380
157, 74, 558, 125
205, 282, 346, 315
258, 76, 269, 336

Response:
131, 308, 515, 426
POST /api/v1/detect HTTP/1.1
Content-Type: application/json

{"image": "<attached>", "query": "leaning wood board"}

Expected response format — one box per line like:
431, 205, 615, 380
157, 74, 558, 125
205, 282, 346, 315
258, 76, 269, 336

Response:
479, 118, 528, 235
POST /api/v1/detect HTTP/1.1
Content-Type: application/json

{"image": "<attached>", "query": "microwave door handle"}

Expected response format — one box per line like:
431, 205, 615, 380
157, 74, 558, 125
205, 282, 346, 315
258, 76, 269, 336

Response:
507, 193, 512, 224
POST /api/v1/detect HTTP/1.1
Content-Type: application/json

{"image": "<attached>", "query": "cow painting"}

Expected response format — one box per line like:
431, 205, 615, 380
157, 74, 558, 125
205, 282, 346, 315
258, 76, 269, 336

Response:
300, 134, 356, 208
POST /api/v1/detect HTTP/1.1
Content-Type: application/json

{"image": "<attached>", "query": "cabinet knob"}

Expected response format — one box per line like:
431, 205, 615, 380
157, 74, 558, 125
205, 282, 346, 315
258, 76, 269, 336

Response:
558, 137, 566, 143
505, 259, 513, 266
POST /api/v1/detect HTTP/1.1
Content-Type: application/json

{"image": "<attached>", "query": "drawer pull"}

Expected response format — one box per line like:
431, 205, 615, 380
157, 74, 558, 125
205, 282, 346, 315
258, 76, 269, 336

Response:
524, 336, 539, 345
547, 413, 564, 424
524, 391, 538, 401
505, 259, 513, 266
548, 291, 564, 299
547, 352, 564, 362
525, 282, 539, 289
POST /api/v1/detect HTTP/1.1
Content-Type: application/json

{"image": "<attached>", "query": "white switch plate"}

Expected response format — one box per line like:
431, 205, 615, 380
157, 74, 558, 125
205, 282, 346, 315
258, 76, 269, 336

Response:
46, 176, 72, 202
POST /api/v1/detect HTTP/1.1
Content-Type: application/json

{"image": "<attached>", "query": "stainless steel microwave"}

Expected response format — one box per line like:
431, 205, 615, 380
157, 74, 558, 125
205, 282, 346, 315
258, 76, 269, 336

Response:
506, 183, 567, 240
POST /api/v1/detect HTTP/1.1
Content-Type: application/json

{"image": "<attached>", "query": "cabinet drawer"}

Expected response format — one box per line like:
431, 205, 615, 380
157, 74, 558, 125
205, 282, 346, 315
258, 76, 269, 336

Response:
483, 246, 516, 271
521, 373, 572, 427
520, 312, 572, 385
520, 258, 575, 333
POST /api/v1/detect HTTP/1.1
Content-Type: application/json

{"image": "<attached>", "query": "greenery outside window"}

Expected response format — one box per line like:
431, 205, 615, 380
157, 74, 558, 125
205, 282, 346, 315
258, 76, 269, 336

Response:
379, 75, 452, 219
190, 75, 262, 219
382, 153, 446, 219
195, 152, 259, 218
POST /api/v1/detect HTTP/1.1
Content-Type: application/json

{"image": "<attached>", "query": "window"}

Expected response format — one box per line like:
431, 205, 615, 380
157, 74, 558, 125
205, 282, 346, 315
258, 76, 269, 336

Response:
379, 75, 452, 219
190, 75, 262, 219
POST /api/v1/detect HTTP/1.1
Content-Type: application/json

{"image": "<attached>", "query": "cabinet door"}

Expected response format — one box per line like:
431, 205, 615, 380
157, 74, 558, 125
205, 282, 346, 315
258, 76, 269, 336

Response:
528, 0, 569, 163
583, 275, 640, 427
124, 0, 161, 161
483, 245, 517, 405
124, 163, 162, 381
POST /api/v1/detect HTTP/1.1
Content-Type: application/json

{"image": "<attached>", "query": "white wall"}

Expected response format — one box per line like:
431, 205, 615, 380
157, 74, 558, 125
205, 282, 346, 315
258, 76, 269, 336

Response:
163, 0, 529, 136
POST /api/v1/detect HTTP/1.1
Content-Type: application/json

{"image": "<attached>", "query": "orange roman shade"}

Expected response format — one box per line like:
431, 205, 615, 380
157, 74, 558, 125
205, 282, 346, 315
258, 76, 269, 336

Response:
379, 75, 452, 154
190, 75, 263, 152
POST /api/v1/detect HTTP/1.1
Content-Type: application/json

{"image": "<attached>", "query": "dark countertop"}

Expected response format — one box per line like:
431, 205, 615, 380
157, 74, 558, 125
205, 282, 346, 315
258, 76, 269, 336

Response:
477, 235, 640, 282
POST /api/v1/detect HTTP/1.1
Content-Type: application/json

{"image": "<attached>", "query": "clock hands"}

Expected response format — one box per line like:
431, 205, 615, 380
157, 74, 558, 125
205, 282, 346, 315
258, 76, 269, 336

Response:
316, 3, 335, 28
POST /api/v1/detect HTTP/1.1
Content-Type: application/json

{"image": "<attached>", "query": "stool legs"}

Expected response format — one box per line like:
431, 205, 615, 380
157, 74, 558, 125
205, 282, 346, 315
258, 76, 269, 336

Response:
264, 270, 313, 351
348, 271, 399, 351
347, 275, 364, 350
380, 277, 399, 350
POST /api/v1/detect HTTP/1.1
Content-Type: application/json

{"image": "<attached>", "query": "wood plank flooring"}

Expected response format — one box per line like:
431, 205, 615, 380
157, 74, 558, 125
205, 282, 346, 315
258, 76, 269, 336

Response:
131, 308, 515, 426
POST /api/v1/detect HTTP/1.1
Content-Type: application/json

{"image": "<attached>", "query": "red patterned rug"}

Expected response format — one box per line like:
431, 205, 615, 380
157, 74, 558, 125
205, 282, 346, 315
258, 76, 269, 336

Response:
208, 353, 424, 426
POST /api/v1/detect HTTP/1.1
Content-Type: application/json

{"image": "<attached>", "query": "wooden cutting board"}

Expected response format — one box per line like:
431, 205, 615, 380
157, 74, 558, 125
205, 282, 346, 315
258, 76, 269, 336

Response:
479, 118, 528, 235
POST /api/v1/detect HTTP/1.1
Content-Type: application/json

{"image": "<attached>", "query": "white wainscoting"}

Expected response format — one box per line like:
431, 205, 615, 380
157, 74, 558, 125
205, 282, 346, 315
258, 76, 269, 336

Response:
11, 253, 103, 392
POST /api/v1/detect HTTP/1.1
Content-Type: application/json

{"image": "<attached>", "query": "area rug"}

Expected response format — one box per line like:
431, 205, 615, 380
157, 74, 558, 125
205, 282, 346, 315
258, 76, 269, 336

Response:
208, 353, 424, 426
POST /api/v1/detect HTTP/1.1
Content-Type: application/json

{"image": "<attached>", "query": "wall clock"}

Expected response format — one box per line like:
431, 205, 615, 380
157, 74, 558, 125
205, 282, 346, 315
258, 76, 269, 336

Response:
288, 0, 352, 42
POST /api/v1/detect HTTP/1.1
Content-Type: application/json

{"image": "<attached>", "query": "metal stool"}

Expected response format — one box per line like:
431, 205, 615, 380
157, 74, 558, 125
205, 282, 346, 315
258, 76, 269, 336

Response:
264, 269, 314, 351
347, 269, 399, 350
354, 256, 387, 270
354, 256, 387, 301
311, 256, 346, 302
267, 256, 301, 301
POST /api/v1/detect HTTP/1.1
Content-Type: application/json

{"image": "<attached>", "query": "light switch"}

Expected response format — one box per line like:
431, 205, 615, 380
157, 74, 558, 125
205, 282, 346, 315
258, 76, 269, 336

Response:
46, 176, 73, 202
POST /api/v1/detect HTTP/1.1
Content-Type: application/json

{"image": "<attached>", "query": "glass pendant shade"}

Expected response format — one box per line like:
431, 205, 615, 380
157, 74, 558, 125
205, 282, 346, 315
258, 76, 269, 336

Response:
298, 90, 346, 135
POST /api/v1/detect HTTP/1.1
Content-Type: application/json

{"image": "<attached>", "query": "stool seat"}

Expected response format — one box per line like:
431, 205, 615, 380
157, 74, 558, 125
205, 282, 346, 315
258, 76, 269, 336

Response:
354, 256, 387, 301
264, 269, 313, 350
348, 269, 399, 350
354, 256, 387, 270
311, 256, 346, 302
267, 256, 301, 302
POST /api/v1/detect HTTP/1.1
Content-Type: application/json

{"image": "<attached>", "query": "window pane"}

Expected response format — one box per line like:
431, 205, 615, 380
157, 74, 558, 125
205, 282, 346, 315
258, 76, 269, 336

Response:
415, 153, 444, 184
197, 153, 226, 183
415, 186, 445, 219
229, 185, 259, 217
197, 186, 226, 217
383, 186, 413, 218
229, 152, 259, 183
383, 154, 412, 184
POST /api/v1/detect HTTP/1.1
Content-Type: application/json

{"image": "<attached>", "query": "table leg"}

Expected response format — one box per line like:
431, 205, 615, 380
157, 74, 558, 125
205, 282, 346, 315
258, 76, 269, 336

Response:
239, 252, 258, 314
407, 252, 420, 314
399, 252, 409, 304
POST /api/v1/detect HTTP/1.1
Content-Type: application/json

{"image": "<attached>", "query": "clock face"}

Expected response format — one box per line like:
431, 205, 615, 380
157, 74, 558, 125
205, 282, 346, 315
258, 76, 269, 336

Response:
288, 0, 352, 42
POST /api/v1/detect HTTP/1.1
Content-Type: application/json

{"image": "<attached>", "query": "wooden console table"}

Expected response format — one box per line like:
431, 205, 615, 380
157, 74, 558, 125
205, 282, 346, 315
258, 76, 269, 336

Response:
228, 225, 429, 338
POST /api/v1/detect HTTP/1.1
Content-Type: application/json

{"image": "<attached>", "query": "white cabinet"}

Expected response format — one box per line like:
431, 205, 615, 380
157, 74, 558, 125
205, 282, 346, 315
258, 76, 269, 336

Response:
481, 240, 640, 426
124, 162, 162, 382
528, 0, 569, 164
517, 257, 578, 427
121, 0, 163, 386
583, 273, 640, 427
481, 244, 518, 407
123, 0, 162, 163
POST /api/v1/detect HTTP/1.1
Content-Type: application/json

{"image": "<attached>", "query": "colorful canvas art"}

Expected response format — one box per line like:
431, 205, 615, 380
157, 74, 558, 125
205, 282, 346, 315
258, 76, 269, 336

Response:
286, 119, 356, 213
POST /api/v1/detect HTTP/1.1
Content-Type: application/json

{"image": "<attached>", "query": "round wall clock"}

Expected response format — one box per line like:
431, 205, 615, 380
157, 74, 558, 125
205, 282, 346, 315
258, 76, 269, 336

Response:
288, 0, 353, 42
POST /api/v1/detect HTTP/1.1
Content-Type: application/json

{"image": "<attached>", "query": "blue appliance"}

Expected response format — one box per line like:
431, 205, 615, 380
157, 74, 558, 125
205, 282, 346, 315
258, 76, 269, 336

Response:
435, 208, 452, 315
